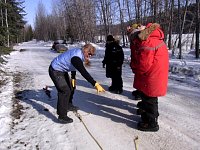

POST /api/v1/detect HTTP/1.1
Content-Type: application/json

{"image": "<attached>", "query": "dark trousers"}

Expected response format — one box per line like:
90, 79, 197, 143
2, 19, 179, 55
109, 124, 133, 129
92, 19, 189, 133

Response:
49, 66, 74, 117
111, 67, 123, 90
139, 92, 159, 124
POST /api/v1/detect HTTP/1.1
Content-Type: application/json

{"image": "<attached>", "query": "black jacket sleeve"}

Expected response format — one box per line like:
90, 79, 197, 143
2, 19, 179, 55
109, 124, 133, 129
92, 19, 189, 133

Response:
71, 71, 76, 79
71, 56, 96, 86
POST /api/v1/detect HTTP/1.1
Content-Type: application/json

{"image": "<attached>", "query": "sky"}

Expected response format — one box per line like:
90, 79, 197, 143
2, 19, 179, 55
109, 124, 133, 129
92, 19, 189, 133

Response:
0, 39, 200, 149
24, 0, 52, 27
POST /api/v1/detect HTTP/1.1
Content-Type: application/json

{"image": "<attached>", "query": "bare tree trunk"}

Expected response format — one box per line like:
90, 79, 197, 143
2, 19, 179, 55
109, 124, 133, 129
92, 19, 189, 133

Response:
153, 0, 157, 22
160, 0, 169, 42
168, 0, 174, 50
178, 0, 189, 59
117, 0, 125, 47
74, 2, 85, 41
99, 0, 109, 36
195, 0, 199, 58
5, 0, 9, 47
0, 0, 3, 26
143, 0, 147, 23
125, 0, 131, 24
134, 0, 141, 22
191, 30, 195, 49
178, 0, 182, 59
181, 0, 188, 36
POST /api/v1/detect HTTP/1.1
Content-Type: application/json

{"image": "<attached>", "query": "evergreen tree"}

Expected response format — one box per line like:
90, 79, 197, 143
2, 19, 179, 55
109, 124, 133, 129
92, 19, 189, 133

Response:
0, 0, 26, 47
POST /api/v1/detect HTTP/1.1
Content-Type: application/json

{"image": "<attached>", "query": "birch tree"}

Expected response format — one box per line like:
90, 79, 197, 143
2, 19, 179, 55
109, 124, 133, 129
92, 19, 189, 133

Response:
5, 0, 9, 47
168, 0, 174, 50
195, 0, 199, 58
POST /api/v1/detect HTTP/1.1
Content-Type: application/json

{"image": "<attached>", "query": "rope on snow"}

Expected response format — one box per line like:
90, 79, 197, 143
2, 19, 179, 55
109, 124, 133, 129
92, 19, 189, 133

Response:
73, 110, 103, 150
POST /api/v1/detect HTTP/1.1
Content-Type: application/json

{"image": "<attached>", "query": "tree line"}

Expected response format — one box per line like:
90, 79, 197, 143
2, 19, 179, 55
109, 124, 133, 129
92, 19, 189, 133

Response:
0, 0, 32, 47
0, 0, 199, 58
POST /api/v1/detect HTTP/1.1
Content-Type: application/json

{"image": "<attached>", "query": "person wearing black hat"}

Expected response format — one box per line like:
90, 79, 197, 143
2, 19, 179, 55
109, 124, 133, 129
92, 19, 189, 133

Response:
102, 35, 124, 94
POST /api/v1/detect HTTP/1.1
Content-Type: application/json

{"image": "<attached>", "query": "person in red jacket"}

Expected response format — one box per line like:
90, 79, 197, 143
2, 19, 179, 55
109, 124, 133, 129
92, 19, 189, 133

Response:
127, 23, 169, 132
127, 24, 146, 100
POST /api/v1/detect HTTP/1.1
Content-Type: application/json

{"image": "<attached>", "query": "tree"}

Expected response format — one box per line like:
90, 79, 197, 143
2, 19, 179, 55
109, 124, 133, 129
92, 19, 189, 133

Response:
0, 0, 26, 47
195, 0, 199, 58
177, 0, 182, 59
117, 0, 126, 47
23, 25, 33, 42
34, 1, 49, 41
5, 0, 9, 47
168, 0, 174, 50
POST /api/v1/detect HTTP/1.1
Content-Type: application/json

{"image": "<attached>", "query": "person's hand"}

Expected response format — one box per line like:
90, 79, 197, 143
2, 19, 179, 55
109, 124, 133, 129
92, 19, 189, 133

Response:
71, 79, 76, 89
94, 82, 105, 93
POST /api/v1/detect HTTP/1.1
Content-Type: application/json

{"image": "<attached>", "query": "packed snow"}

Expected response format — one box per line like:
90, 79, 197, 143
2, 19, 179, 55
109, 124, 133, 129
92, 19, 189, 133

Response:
0, 40, 200, 150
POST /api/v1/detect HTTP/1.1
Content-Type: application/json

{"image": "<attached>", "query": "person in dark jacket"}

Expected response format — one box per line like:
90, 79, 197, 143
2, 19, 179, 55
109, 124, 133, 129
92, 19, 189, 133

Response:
127, 23, 169, 132
102, 35, 124, 94
49, 44, 105, 123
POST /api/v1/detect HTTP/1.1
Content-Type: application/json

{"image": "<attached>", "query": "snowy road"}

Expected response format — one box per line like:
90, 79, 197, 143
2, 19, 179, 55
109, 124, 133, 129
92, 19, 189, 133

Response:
1, 41, 200, 150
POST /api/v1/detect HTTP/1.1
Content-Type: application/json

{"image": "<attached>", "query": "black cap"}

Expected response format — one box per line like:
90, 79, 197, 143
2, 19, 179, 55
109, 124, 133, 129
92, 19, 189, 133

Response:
106, 35, 114, 41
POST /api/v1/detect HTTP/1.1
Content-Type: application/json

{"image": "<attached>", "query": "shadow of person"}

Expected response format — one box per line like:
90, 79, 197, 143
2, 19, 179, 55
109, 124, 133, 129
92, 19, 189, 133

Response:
74, 90, 140, 129
76, 78, 136, 101
73, 79, 140, 129
14, 87, 59, 123
15, 79, 140, 128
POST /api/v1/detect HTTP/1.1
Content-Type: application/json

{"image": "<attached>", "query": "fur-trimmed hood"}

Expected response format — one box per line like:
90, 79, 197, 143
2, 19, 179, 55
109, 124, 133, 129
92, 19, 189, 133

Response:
138, 23, 164, 41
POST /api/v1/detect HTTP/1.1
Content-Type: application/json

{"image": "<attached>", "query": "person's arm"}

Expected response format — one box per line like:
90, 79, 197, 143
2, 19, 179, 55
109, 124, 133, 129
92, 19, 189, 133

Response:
71, 71, 76, 88
135, 41, 156, 74
71, 71, 76, 79
71, 56, 96, 86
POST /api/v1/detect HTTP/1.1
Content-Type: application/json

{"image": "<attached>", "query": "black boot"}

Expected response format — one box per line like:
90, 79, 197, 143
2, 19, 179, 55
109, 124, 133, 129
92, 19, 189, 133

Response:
136, 108, 145, 115
108, 86, 115, 91
68, 103, 79, 111
115, 88, 123, 94
132, 90, 138, 96
137, 112, 148, 125
58, 116, 73, 124
137, 101, 145, 109
132, 90, 141, 100
137, 117, 159, 132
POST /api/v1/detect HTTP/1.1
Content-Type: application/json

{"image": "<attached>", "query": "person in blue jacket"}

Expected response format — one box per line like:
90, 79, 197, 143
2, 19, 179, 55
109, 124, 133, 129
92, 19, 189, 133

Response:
49, 43, 105, 123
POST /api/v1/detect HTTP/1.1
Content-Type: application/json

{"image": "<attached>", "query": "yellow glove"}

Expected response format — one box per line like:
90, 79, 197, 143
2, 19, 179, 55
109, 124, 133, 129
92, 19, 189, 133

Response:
71, 79, 76, 89
94, 82, 105, 93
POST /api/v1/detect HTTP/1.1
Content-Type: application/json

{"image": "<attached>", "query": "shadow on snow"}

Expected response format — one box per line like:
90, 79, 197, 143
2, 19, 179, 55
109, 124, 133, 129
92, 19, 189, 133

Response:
15, 78, 140, 129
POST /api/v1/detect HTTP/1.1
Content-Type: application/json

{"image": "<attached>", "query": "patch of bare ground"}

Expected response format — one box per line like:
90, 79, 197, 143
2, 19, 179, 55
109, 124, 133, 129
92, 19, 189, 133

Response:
10, 73, 24, 128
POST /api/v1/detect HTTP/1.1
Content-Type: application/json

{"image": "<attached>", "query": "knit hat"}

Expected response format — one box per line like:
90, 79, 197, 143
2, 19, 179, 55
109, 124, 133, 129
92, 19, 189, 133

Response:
131, 23, 142, 30
106, 35, 115, 41
131, 24, 139, 30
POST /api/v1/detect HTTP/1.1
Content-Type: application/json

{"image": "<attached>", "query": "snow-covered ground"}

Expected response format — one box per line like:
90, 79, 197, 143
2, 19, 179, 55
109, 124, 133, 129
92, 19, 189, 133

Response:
0, 40, 200, 150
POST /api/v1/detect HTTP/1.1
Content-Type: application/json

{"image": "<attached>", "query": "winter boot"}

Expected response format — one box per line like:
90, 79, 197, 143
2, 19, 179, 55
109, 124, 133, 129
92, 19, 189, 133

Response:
136, 108, 145, 115
137, 117, 159, 132
135, 95, 141, 100
108, 86, 116, 91
132, 90, 138, 96
137, 101, 145, 109
132, 90, 141, 100
115, 88, 123, 94
68, 103, 79, 111
58, 116, 73, 124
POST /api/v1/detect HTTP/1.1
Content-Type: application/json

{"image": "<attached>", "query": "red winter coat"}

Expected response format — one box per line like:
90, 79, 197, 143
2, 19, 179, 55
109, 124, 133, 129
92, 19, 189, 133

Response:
130, 23, 169, 97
